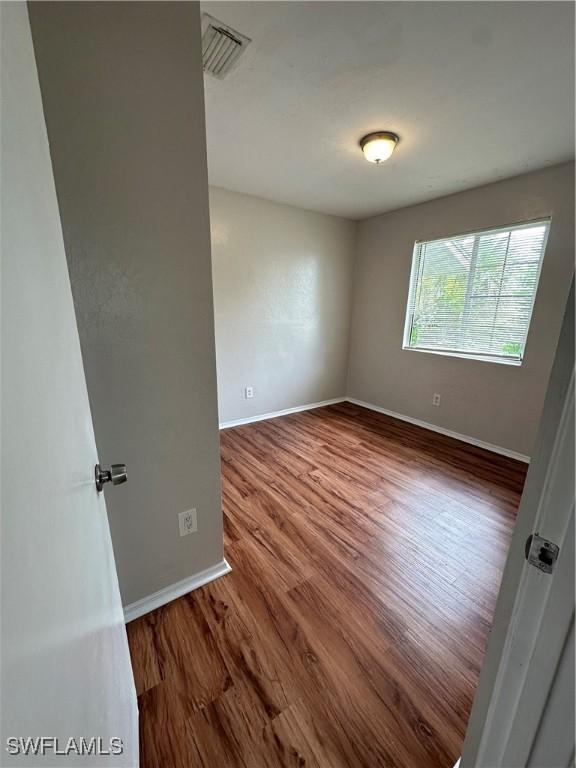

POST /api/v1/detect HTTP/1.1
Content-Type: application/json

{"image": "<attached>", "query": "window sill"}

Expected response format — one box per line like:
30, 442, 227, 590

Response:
401, 345, 523, 366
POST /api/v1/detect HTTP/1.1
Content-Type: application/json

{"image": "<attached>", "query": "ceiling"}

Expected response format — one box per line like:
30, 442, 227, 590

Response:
201, 2, 574, 220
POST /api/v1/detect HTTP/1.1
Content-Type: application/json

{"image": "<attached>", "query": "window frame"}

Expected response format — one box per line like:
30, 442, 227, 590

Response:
402, 218, 551, 366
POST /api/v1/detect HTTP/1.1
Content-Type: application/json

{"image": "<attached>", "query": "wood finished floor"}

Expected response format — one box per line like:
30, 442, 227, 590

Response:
127, 402, 527, 768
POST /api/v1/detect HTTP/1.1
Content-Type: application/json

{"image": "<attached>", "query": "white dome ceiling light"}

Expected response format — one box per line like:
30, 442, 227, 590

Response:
360, 131, 399, 164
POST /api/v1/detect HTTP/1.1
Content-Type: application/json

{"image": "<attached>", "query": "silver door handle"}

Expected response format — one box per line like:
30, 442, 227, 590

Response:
95, 463, 127, 492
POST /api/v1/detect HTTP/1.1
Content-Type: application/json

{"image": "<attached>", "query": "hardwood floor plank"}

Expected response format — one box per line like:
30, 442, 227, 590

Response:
126, 611, 164, 696
129, 402, 526, 767
286, 576, 457, 768
193, 570, 295, 717
260, 701, 326, 768
184, 680, 274, 768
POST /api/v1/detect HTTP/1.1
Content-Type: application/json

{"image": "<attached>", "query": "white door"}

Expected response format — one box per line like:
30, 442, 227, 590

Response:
462, 284, 574, 767
1, 4, 138, 765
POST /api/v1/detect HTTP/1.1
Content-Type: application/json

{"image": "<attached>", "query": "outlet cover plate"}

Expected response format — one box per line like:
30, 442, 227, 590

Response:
178, 508, 198, 537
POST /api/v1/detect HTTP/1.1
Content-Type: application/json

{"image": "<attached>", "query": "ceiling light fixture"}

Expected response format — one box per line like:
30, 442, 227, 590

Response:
360, 131, 399, 164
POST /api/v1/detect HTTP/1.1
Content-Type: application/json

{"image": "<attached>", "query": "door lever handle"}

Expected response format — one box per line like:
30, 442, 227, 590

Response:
95, 463, 127, 492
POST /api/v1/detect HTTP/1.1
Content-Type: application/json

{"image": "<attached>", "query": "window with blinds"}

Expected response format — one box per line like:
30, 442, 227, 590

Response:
403, 219, 550, 364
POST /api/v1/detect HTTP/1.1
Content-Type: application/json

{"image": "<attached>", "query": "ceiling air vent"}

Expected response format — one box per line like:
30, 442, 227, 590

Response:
201, 14, 251, 79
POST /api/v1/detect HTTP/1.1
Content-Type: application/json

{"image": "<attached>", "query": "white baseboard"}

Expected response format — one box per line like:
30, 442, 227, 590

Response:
346, 398, 530, 463
219, 397, 346, 430
124, 558, 232, 623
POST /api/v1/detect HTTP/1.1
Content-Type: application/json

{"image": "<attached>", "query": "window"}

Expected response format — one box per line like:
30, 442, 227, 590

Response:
403, 219, 550, 365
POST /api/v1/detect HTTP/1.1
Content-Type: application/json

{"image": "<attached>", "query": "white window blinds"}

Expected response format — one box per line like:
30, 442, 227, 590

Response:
403, 219, 550, 364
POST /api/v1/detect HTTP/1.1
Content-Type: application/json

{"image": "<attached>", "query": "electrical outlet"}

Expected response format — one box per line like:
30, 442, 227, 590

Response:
432, 393, 441, 406
245, 386, 254, 399
178, 508, 197, 537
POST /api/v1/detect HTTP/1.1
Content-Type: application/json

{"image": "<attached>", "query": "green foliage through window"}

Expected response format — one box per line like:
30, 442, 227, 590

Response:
404, 220, 549, 363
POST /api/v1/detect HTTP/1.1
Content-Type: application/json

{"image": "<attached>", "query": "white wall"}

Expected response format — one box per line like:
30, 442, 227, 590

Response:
347, 163, 575, 457
209, 186, 356, 425
29, 1, 224, 607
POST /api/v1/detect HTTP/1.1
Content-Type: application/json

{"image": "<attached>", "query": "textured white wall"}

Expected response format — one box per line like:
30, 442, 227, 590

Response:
348, 163, 575, 457
210, 187, 356, 424
30, 1, 224, 606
